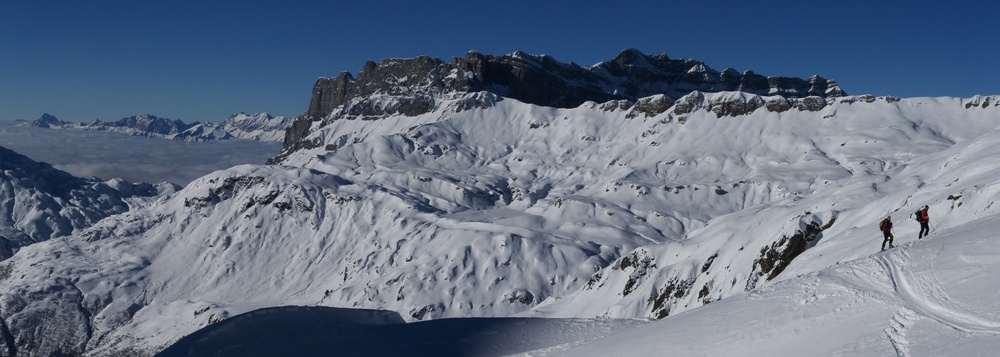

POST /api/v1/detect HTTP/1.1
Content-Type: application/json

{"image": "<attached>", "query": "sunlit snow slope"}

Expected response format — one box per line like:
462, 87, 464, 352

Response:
539, 212, 1000, 356
1, 92, 998, 355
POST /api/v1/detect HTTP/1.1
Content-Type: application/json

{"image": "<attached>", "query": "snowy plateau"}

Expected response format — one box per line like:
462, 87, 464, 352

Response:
1, 51, 1000, 356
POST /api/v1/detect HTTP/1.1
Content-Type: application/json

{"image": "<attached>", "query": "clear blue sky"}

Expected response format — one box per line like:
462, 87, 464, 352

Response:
2, 0, 997, 122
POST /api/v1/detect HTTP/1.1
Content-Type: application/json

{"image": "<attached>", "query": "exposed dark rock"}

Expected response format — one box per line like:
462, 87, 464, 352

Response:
746, 217, 830, 290
766, 97, 792, 112
701, 254, 718, 273
649, 277, 693, 319
795, 97, 828, 112
615, 251, 657, 297
698, 284, 711, 300
267, 118, 321, 164
963, 96, 994, 108
627, 95, 674, 118
504, 289, 535, 305
710, 95, 765, 117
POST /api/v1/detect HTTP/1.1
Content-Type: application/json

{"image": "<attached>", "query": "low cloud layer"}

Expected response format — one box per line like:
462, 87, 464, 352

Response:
0, 120, 282, 186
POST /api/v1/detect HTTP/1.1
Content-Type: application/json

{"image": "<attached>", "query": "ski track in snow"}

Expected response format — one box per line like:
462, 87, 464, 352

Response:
878, 249, 1000, 336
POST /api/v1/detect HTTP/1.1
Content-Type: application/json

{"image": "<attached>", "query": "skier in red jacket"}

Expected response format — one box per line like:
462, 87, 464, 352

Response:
916, 205, 930, 239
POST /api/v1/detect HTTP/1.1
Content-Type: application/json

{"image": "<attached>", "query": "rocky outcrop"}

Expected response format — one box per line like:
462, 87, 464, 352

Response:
304, 49, 844, 121
307, 57, 446, 119
964, 95, 999, 109
746, 215, 833, 290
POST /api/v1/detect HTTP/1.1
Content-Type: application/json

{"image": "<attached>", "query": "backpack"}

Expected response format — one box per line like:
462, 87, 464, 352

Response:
879, 219, 890, 231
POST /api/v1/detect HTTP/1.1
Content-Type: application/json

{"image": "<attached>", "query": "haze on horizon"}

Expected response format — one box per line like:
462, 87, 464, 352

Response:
0, 120, 280, 185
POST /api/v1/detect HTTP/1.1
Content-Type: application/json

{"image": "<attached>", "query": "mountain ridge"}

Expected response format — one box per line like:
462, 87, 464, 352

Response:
28, 112, 294, 142
273, 49, 845, 161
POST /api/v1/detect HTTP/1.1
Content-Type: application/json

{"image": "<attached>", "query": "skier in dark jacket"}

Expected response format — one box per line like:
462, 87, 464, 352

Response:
879, 216, 894, 251
916, 205, 930, 239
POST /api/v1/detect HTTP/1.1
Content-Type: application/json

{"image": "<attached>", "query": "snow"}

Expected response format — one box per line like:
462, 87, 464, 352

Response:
157, 196, 1000, 356
1, 91, 1000, 355
532, 214, 1000, 356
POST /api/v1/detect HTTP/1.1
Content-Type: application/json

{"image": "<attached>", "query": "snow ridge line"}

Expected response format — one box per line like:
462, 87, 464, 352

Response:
877, 252, 1000, 335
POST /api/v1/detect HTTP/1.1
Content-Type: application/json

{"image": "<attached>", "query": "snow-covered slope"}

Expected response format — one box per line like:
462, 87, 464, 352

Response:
521, 98, 1000, 319
0, 145, 133, 261
1, 90, 999, 355
157, 210, 1000, 357
541, 210, 1000, 356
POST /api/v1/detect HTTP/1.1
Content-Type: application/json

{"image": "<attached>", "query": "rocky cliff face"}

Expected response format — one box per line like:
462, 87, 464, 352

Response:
276, 49, 845, 162
304, 49, 844, 120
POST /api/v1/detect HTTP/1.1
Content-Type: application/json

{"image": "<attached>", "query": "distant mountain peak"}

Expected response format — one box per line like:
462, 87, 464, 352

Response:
30, 113, 68, 128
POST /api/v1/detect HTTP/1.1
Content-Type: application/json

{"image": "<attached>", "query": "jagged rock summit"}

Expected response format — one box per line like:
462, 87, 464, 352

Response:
305, 48, 844, 120
276, 49, 844, 161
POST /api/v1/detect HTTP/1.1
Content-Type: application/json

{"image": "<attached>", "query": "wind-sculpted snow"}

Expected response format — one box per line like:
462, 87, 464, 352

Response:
1, 92, 1000, 355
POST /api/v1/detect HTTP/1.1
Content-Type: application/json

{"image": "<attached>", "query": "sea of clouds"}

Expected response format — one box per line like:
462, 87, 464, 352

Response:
0, 120, 282, 186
